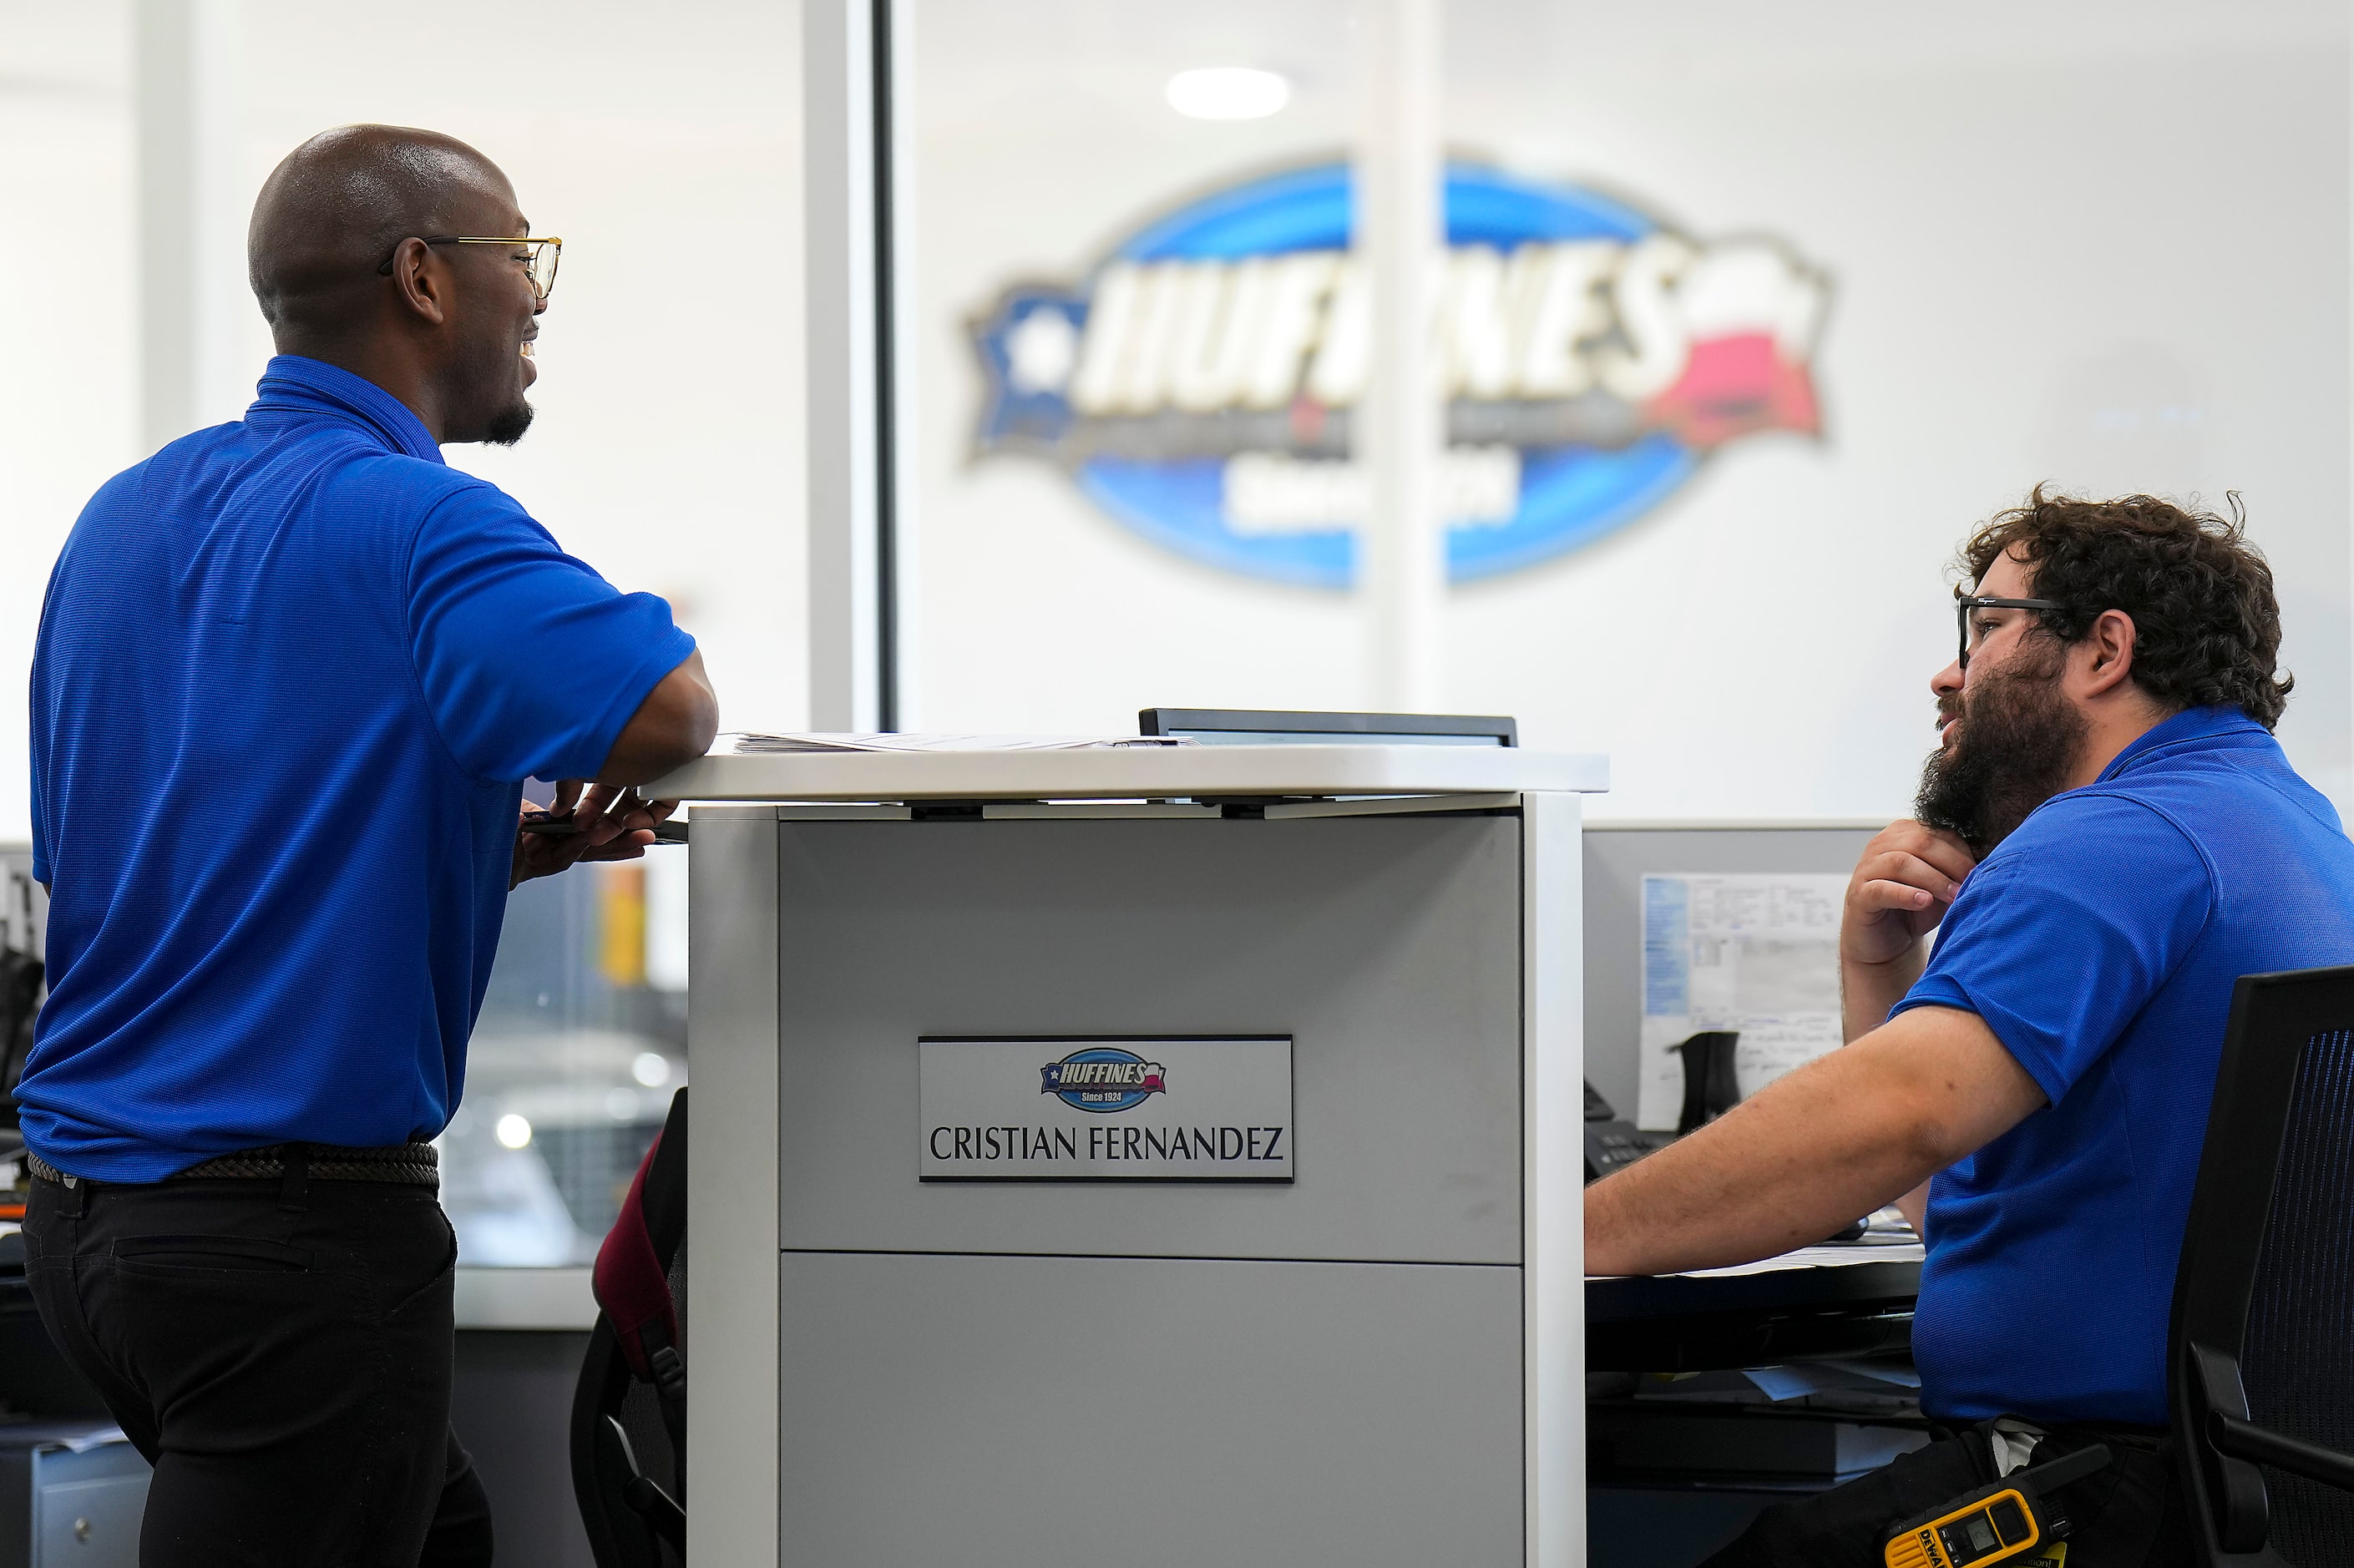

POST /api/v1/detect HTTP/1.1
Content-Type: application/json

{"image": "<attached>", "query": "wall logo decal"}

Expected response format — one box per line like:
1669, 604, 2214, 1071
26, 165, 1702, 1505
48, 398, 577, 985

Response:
1039, 1046, 1167, 1113
970, 161, 1830, 587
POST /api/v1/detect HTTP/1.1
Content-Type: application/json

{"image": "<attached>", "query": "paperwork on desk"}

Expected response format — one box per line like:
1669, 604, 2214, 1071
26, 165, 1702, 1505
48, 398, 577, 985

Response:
731, 731, 1192, 753
1636, 873, 1847, 1130
1737, 1361, 1921, 1402
1670, 1238, 1926, 1279
1584, 1235, 1922, 1284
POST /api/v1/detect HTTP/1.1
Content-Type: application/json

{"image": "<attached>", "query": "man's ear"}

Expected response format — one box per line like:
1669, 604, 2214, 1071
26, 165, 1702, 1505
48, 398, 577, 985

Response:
2074, 608, 2138, 699
386, 238, 449, 327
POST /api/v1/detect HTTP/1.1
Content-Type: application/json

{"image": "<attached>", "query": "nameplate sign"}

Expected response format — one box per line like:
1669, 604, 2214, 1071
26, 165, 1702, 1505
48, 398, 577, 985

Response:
919, 1036, 1293, 1181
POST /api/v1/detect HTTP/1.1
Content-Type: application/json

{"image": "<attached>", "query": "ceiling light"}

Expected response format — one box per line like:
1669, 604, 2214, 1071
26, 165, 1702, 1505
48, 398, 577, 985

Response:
1166, 68, 1289, 121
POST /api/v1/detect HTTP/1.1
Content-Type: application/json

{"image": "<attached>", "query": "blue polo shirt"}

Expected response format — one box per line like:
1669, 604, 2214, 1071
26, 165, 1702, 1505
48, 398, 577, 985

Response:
24, 355, 696, 1181
1893, 705, 2354, 1426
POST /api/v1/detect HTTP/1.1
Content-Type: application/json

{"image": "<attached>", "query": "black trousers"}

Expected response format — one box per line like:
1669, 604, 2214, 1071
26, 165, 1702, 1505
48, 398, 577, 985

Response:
1699, 1417, 2189, 1568
24, 1171, 494, 1566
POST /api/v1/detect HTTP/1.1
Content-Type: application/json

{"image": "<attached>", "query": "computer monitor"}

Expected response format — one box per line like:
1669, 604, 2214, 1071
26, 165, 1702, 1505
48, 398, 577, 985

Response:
1137, 709, 1517, 747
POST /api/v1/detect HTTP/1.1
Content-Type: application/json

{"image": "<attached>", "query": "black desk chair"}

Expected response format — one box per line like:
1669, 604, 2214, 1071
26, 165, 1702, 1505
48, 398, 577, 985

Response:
2171, 967, 2354, 1565
571, 1086, 688, 1567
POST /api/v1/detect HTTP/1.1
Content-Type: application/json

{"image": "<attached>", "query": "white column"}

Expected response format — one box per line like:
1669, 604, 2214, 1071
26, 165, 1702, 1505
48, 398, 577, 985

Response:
134, 0, 247, 454
1358, 0, 1445, 713
880, 0, 921, 730
804, 0, 883, 731
1522, 789, 1587, 1568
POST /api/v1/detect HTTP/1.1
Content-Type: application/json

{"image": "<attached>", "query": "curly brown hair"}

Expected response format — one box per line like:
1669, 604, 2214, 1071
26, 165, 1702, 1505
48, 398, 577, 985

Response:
1961, 487, 2292, 729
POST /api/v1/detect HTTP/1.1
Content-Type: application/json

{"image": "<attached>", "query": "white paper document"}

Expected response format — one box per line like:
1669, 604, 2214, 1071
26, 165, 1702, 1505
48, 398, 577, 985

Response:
730, 731, 1190, 754
1671, 1241, 1926, 1278
1636, 873, 1847, 1130
1583, 1239, 1924, 1283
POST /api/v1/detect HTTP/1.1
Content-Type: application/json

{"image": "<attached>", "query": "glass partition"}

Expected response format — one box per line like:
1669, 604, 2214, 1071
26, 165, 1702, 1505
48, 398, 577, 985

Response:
892, 0, 2351, 818
441, 849, 690, 1267
897, 0, 1370, 735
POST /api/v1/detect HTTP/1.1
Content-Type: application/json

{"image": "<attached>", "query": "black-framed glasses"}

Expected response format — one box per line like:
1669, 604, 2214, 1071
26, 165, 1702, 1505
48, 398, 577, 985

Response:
1956, 594, 2068, 671
376, 235, 563, 302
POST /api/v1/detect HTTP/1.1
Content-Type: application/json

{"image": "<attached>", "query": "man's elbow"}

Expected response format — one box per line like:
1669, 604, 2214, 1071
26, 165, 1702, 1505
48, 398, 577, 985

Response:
1896, 1106, 1972, 1180
597, 655, 719, 785
642, 684, 720, 776
1855, 1008, 2045, 1184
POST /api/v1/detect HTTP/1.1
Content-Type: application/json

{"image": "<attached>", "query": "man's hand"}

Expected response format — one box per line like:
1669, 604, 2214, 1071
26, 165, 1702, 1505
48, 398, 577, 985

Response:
1844, 820, 1975, 968
1841, 820, 1976, 1043
510, 780, 676, 889
1584, 1004, 2043, 1277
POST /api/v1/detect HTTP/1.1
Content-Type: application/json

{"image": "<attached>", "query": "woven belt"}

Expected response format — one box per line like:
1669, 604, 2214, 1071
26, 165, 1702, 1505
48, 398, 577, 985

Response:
28, 1142, 438, 1190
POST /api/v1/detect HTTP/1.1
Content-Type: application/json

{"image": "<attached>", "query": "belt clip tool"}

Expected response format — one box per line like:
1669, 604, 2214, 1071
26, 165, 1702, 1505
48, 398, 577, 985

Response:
1881, 1442, 2114, 1568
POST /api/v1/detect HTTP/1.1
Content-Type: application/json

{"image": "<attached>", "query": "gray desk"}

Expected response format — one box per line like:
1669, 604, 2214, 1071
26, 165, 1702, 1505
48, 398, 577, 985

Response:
0, 1426, 147, 1568
662, 746, 1604, 1567
1587, 1254, 1921, 1373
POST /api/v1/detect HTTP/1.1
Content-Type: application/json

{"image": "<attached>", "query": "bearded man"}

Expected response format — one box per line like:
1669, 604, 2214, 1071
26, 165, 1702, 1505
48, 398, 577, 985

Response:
1587, 490, 2354, 1567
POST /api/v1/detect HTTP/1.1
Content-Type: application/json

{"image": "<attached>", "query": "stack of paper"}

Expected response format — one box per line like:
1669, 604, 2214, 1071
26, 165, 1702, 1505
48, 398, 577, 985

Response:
1672, 1241, 1926, 1278
730, 732, 1192, 755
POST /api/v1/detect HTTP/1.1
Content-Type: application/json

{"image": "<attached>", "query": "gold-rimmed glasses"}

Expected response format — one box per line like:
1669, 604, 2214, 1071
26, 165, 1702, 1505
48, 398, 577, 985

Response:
377, 236, 563, 302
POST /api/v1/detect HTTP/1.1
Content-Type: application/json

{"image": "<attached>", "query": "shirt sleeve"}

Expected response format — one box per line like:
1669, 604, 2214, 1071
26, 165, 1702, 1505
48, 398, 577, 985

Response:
405, 484, 698, 783
1891, 792, 2215, 1104
28, 737, 46, 889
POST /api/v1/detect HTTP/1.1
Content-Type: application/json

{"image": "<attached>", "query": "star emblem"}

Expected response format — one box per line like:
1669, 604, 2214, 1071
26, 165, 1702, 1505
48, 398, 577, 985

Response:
1004, 306, 1079, 395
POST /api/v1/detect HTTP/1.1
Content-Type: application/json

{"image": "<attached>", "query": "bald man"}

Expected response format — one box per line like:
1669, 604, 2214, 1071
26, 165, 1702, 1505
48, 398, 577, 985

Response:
22, 126, 716, 1563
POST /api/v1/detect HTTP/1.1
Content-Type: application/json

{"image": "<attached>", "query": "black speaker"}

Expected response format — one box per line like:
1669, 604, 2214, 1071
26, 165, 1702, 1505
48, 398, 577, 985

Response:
1671, 1029, 1742, 1135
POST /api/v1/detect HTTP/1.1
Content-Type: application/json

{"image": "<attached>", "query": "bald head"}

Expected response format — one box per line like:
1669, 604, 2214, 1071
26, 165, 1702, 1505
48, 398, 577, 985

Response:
247, 125, 546, 446
249, 124, 517, 341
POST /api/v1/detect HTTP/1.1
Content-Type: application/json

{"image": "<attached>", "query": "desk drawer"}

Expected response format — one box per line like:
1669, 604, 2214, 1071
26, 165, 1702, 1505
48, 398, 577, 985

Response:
27, 1444, 148, 1568
779, 1250, 1523, 1566
772, 814, 1525, 1265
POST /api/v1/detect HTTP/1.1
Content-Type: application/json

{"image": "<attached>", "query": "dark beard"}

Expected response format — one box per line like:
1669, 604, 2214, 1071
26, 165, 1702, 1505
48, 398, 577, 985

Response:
483, 399, 535, 447
1915, 642, 2088, 855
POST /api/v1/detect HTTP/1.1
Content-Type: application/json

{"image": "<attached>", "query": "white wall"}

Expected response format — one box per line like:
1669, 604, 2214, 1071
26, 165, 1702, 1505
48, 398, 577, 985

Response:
241, 0, 812, 745
899, 0, 2351, 821
0, 5, 138, 843
0, 0, 807, 842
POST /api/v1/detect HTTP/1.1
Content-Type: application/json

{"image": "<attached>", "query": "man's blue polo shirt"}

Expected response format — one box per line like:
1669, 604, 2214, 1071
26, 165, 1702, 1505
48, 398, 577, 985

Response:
1893, 705, 2354, 1427
24, 356, 696, 1181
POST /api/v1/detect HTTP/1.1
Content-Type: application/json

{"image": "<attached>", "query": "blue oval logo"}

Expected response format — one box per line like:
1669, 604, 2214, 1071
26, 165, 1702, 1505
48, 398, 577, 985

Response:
971, 160, 1829, 587
1039, 1047, 1167, 1114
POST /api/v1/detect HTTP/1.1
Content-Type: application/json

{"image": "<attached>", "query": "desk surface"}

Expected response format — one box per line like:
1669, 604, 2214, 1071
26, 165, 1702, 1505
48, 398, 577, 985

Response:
651, 743, 1608, 802
1587, 1249, 1922, 1373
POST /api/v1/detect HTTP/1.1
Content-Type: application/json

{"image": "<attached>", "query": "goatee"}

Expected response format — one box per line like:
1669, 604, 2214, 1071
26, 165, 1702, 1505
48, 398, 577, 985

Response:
483, 400, 535, 448
1915, 643, 2087, 856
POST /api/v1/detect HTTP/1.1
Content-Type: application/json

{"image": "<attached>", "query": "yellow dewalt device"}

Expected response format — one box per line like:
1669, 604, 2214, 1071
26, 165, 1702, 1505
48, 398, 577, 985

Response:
1882, 1442, 2112, 1568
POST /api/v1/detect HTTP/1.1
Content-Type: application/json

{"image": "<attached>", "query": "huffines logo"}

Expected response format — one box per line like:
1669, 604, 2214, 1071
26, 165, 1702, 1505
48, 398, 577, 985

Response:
1040, 1047, 1167, 1113
971, 161, 1829, 587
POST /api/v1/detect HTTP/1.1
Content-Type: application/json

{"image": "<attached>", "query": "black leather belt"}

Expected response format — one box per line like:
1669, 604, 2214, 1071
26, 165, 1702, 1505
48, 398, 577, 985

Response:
28, 1141, 438, 1190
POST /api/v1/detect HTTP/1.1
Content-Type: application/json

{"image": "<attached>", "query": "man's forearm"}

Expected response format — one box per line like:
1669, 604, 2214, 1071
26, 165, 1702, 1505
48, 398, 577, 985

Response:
1587, 1040, 1941, 1275
1585, 1005, 2043, 1277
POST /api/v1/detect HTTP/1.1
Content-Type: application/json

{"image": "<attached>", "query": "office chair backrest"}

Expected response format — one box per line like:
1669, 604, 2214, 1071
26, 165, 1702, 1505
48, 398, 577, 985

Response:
572, 1086, 688, 1567
2171, 967, 2354, 1565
